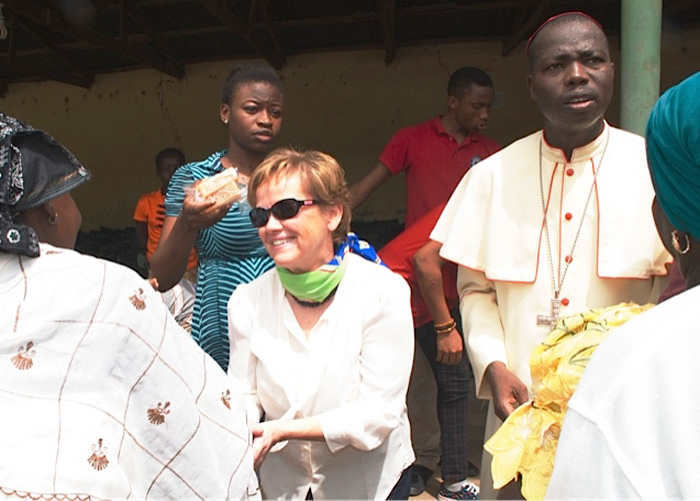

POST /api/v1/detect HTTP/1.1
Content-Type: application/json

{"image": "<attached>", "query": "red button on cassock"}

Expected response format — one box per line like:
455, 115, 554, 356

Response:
565, 212, 573, 220
561, 298, 570, 306
565, 255, 573, 263
566, 168, 574, 176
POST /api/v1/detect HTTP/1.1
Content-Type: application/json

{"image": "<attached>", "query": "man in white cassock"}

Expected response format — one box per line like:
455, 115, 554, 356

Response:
431, 12, 671, 499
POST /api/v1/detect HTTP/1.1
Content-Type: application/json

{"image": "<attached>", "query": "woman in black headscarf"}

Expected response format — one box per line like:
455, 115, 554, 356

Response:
0, 114, 90, 255
0, 114, 259, 500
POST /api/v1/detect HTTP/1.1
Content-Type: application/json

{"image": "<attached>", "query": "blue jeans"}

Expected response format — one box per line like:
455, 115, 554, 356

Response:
414, 309, 471, 483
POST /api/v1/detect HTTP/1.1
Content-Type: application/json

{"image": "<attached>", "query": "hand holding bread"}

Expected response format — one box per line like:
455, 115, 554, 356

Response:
195, 168, 243, 207
179, 169, 243, 230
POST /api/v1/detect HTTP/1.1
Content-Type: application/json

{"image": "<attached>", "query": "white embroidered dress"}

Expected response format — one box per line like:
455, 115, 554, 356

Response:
0, 244, 259, 500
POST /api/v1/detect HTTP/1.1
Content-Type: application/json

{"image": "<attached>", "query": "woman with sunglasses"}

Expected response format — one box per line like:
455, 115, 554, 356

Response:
228, 147, 415, 499
151, 63, 283, 371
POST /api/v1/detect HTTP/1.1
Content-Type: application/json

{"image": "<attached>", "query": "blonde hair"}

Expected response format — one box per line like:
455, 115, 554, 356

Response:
249, 147, 351, 245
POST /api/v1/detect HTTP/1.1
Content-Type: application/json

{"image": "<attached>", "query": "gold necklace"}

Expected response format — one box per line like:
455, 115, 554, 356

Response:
536, 131, 609, 328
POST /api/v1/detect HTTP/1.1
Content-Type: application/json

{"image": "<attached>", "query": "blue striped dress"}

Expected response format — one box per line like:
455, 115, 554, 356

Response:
165, 150, 273, 370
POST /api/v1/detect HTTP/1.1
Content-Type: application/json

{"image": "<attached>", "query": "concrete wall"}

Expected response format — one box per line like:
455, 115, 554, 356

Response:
1, 27, 698, 230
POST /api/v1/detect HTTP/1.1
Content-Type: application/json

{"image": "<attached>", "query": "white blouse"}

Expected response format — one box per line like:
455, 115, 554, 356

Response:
228, 254, 415, 500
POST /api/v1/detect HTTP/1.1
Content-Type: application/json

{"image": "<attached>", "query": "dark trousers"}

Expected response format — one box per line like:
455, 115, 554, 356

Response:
414, 310, 471, 483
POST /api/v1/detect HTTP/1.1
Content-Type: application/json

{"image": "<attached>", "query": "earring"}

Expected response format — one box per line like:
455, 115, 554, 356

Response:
46, 201, 58, 225
223, 118, 229, 125
672, 230, 691, 254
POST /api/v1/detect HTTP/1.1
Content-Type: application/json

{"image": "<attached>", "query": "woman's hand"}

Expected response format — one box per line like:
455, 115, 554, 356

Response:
251, 421, 282, 470
180, 181, 232, 230
250, 417, 324, 469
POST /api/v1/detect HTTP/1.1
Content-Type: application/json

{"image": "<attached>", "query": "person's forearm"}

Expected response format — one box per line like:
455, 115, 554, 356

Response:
150, 216, 197, 290
348, 179, 372, 209
275, 417, 324, 442
415, 264, 452, 325
414, 241, 453, 324
348, 163, 392, 209
252, 416, 325, 469
484, 360, 508, 382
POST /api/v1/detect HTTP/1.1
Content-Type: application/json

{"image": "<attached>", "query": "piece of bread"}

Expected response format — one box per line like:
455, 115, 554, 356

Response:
196, 169, 242, 206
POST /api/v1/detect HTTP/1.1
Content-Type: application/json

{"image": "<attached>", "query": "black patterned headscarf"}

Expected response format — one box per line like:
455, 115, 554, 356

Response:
0, 113, 91, 257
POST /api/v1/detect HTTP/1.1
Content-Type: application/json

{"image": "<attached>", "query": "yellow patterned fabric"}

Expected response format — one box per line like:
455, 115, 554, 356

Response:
484, 302, 653, 500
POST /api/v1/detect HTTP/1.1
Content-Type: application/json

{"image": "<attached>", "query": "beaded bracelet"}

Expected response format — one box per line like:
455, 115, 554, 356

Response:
433, 318, 455, 329
434, 319, 457, 335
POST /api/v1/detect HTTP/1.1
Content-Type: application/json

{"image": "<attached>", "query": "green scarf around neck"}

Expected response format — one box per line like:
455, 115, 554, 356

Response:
276, 258, 348, 302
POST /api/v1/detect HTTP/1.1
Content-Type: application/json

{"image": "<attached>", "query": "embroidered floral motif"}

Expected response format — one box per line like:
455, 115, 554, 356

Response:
147, 401, 171, 425
129, 288, 146, 310
87, 438, 109, 471
11, 341, 35, 370
0, 486, 93, 500
221, 389, 231, 409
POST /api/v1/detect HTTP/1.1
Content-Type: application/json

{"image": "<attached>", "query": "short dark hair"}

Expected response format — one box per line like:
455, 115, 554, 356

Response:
221, 63, 284, 104
447, 66, 493, 97
155, 147, 185, 170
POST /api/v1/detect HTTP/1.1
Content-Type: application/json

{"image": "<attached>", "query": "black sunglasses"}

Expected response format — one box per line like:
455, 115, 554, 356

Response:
249, 198, 319, 228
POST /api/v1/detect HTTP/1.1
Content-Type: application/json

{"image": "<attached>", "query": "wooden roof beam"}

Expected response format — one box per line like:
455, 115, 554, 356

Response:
4, 0, 183, 78
125, 0, 184, 76
19, 17, 94, 85
196, 0, 285, 69
249, 1, 519, 30
3, 11, 90, 87
377, 0, 397, 65
501, 0, 553, 56
119, 0, 128, 45
256, 0, 288, 62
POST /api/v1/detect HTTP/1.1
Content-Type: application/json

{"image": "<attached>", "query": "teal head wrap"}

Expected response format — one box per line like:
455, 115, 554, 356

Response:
646, 71, 700, 239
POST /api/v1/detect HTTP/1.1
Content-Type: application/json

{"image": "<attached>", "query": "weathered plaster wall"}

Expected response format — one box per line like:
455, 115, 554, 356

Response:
1, 28, 698, 230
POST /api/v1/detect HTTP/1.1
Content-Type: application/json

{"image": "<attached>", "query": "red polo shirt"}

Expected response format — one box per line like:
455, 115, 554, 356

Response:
379, 115, 500, 228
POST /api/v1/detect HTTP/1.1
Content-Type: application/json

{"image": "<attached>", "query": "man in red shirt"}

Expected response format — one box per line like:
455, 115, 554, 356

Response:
350, 66, 499, 228
357, 66, 499, 497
